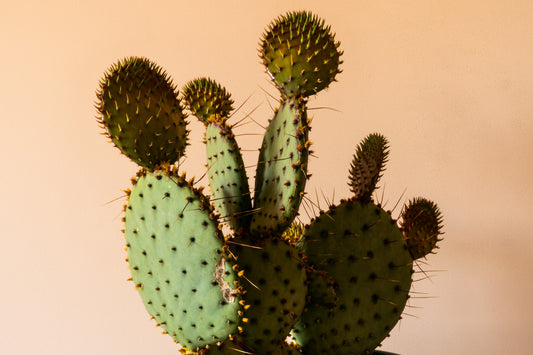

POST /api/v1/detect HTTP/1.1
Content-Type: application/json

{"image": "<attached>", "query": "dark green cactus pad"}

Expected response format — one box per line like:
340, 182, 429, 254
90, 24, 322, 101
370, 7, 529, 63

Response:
182, 78, 234, 125
125, 168, 241, 349
400, 197, 443, 260
251, 99, 309, 236
230, 238, 307, 353
349, 133, 390, 202
260, 11, 342, 98
293, 199, 413, 354
96, 57, 189, 169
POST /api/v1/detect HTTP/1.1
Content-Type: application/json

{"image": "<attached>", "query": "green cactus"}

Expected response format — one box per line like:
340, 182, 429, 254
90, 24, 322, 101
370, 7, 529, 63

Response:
96, 10, 444, 355
96, 57, 189, 169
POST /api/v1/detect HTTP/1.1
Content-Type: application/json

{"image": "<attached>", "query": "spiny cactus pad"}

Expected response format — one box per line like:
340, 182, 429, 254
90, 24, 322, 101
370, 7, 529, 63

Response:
293, 199, 413, 354
204, 123, 253, 232
125, 168, 240, 349
230, 238, 307, 352
401, 197, 444, 260
349, 133, 390, 202
182, 78, 234, 125
260, 11, 342, 98
183, 79, 252, 233
251, 99, 310, 236
96, 57, 188, 169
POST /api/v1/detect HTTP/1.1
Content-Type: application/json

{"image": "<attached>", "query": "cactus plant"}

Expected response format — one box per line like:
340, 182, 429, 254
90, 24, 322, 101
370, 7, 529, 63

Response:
96, 10, 443, 355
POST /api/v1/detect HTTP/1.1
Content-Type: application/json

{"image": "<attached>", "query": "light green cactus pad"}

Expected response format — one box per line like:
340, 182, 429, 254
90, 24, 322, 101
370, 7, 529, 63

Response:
251, 99, 309, 236
125, 168, 241, 349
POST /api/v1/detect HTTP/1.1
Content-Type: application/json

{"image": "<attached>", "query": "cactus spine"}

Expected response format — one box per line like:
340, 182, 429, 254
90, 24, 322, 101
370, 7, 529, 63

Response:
96, 10, 444, 355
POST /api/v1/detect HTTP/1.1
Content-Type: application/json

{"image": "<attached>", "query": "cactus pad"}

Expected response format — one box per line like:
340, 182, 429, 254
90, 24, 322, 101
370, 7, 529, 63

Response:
260, 11, 343, 98
182, 78, 234, 125
349, 133, 389, 202
125, 167, 240, 349
251, 99, 309, 236
96, 57, 189, 169
293, 199, 413, 354
230, 238, 307, 352
401, 197, 443, 260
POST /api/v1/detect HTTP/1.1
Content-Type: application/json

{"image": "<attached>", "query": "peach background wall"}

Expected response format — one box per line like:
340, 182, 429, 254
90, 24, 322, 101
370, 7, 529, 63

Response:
1, 0, 532, 354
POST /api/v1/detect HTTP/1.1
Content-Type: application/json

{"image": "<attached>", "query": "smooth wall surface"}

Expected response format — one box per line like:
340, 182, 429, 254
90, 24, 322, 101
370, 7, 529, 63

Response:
1, 1, 532, 354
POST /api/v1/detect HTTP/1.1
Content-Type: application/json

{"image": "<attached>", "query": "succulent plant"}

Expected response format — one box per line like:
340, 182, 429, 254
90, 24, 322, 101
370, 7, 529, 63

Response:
96, 10, 443, 355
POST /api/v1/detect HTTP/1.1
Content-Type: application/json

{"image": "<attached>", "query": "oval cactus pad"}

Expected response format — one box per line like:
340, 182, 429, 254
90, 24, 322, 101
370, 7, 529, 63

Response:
125, 169, 240, 349
294, 199, 413, 354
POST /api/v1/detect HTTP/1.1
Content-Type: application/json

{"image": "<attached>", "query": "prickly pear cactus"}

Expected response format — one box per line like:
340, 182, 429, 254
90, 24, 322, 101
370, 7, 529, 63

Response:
96, 10, 444, 355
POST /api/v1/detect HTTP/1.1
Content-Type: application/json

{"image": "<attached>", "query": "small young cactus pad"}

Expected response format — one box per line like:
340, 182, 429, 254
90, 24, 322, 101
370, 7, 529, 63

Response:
182, 78, 234, 125
96, 57, 188, 169
401, 197, 444, 260
260, 11, 343, 98
348, 133, 389, 202
183, 78, 252, 233
125, 167, 241, 349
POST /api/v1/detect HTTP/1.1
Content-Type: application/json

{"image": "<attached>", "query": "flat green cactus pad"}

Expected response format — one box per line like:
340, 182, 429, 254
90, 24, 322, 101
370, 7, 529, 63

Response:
251, 99, 309, 236
125, 169, 240, 349
96, 57, 189, 169
293, 199, 413, 354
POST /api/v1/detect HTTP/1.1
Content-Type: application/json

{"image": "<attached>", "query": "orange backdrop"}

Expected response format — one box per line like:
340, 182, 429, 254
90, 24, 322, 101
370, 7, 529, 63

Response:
1, 1, 532, 354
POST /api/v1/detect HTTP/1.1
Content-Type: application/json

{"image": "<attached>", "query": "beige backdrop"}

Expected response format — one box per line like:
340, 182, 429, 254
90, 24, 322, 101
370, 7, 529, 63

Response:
2, 0, 532, 354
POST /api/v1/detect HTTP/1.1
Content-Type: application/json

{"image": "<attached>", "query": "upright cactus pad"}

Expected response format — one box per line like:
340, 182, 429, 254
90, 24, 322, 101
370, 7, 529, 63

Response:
182, 78, 234, 125
96, 57, 189, 169
260, 11, 343, 98
349, 133, 390, 202
401, 197, 444, 260
125, 167, 241, 349
183, 79, 253, 233
293, 199, 413, 354
251, 99, 309, 236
